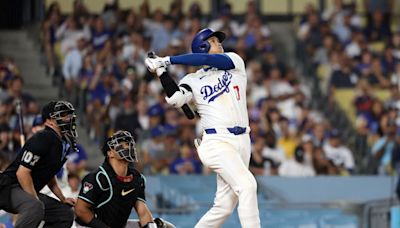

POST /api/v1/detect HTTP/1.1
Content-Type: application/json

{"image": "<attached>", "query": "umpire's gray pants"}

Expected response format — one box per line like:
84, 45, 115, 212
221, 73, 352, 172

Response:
8, 185, 74, 228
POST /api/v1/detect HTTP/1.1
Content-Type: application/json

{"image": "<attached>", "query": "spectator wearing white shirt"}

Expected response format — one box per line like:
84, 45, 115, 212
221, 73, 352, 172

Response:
262, 131, 286, 166
55, 16, 90, 55
323, 129, 355, 173
208, 4, 241, 37
279, 146, 316, 177
250, 134, 279, 176
62, 37, 85, 106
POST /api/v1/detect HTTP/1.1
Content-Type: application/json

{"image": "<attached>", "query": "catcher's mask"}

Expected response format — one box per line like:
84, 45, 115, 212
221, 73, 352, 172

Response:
105, 130, 137, 162
45, 101, 77, 139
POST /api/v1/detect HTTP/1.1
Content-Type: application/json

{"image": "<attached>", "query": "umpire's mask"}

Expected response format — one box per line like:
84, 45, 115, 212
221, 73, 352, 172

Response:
49, 101, 78, 139
107, 130, 137, 162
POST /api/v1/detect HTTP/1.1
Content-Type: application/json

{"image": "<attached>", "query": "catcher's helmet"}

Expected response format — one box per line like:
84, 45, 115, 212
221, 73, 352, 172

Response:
102, 130, 137, 162
191, 28, 225, 53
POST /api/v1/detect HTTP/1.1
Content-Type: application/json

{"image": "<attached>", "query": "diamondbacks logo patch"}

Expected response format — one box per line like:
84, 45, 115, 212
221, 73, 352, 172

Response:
83, 182, 93, 194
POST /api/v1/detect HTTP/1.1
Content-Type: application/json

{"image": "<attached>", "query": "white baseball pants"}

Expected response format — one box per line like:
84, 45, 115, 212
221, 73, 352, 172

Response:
195, 133, 260, 228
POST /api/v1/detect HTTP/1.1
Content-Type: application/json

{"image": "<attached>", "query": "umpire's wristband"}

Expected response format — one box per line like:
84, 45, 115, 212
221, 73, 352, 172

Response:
88, 217, 109, 228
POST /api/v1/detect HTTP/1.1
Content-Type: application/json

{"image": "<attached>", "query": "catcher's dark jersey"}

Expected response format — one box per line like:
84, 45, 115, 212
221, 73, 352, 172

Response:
2, 127, 70, 192
77, 160, 146, 228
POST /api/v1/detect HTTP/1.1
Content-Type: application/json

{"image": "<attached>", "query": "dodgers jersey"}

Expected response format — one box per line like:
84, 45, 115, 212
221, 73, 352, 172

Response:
179, 52, 249, 130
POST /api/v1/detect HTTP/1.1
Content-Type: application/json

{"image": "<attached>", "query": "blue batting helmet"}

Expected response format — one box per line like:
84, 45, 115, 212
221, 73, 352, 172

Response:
191, 28, 226, 53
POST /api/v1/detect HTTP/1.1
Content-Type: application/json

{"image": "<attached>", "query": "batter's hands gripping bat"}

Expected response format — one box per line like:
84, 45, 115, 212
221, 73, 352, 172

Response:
147, 52, 195, 119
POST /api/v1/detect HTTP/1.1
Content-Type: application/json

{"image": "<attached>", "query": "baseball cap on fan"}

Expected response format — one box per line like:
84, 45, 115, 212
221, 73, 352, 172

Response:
147, 104, 164, 117
328, 129, 341, 138
32, 115, 44, 127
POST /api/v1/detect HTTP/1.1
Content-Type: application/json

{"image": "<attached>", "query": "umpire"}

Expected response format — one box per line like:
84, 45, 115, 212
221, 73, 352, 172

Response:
0, 100, 78, 228
75, 130, 174, 228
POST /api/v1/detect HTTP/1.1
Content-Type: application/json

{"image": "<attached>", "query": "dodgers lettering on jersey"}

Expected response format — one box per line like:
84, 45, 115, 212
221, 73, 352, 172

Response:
201, 71, 232, 103
180, 52, 249, 130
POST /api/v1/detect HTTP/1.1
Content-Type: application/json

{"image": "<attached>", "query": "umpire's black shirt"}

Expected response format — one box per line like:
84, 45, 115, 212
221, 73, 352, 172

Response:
77, 160, 146, 228
3, 126, 70, 192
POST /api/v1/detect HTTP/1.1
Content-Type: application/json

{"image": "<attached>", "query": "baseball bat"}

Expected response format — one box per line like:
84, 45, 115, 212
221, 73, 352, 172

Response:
147, 52, 195, 119
15, 99, 25, 146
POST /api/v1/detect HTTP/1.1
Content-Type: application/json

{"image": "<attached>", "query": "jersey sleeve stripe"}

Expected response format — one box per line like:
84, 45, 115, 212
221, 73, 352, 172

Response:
137, 197, 146, 203
78, 196, 95, 205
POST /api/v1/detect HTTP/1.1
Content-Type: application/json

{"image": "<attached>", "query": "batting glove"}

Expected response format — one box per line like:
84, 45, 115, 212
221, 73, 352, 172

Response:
145, 56, 171, 76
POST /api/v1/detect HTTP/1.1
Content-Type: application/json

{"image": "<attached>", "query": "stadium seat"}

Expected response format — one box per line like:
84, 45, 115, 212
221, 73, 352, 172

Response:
369, 42, 385, 54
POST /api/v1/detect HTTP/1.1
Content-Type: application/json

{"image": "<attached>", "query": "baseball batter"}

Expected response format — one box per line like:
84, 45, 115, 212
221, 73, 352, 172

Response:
145, 28, 260, 228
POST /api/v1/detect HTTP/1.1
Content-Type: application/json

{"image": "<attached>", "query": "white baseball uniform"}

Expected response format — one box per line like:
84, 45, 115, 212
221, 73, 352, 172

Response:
175, 52, 261, 228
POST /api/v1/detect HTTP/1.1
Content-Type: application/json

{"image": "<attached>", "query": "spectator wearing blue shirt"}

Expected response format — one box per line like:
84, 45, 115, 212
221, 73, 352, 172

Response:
170, 143, 202, 175
66, 144, 88, 176
91, 17, 112, 51
371, 120, 397, 175
150, 16, 174, 53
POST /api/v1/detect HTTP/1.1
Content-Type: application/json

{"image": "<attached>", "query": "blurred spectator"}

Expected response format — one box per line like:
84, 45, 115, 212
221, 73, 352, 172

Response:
250, 134, 279, 176
0, 123, 14, 162
147, 103, 165, 129
357, 99, 385, 135
329, 55, 359, 89
55, 15, 90, 55
115, 97, 142, 140
370, 120, 397, 174
278, 146, 316, 177
27, 114, 44, 139
62, 37, 86, 106
3, 76, 38, 115
142, 126, 167, 175
64, 173, 81, 199
323, 129, 355, 174
332, 10, 352, 44
136, 99, 149, 131
66, 144, 88, 176
262, 131, 286, 166
277, 117, 297, 159
354, 79, 374, 116
41, 2, 62, 76
208, 3, 241, 37
169, 143, 202, 175
313, 146, 339, 175
313, 34, 336, 65
297, 12, 323, 51
364, 10, 391, 42
92, 16, 112, 51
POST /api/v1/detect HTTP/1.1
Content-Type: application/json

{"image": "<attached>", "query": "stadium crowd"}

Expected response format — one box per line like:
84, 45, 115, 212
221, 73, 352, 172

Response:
12, 0, 400, 179
296, 0, 400, 176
